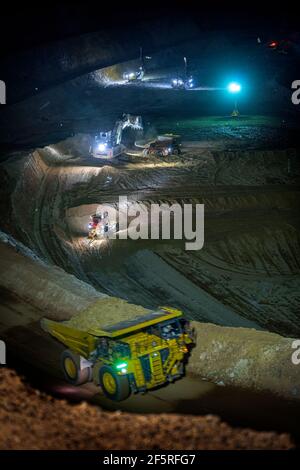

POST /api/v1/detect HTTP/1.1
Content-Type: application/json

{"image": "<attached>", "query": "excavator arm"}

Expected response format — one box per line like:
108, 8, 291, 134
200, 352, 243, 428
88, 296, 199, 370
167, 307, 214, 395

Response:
112, 114, 143, 145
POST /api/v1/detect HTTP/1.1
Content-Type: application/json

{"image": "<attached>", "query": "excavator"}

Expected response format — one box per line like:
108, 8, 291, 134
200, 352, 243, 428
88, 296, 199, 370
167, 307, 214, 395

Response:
91, 114, 143, 159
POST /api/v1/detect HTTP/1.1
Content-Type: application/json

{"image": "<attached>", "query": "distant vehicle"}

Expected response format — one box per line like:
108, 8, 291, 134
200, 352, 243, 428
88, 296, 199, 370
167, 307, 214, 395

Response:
171, 77, 185, 89
267, 39, 292, 54
88, 212, 109, 240
171, 76, 194, 89
123, 67, 144, 82
123, 47, 146, 82
87, 211, 118, 241
88, 214, 103, 231
185, 76, 195, 88
41, 308, 195, 401
143, 134, 182, 157
171, 56, 195, 89
91, 114, 143, 159
260, 34, 299, 55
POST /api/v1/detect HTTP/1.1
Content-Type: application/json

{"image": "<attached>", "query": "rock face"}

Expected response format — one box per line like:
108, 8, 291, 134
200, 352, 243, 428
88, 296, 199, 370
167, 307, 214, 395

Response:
0, 368, 293, 450
188, 322, 300, 401
0, 240, 107, 325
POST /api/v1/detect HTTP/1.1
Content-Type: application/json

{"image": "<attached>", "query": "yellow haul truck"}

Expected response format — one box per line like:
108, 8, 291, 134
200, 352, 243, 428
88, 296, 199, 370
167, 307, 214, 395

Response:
41, 308, 194, 401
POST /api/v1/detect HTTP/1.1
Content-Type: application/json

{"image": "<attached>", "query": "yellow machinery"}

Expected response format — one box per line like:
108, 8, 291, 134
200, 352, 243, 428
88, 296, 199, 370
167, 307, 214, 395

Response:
41, 308, 195, 401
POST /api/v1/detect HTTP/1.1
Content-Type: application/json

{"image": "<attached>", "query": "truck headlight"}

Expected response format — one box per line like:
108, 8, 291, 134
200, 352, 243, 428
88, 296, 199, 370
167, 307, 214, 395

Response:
115, 361, 128, 370
98, 143, 106, 152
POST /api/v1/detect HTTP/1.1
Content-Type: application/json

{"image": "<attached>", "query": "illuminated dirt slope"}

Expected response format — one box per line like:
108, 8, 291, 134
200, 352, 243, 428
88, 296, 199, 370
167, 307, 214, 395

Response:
7, 135, 300, 337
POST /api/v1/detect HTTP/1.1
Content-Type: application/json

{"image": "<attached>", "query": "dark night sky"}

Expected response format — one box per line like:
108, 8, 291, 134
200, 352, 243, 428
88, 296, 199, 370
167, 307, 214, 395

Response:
0, 1, 298, 56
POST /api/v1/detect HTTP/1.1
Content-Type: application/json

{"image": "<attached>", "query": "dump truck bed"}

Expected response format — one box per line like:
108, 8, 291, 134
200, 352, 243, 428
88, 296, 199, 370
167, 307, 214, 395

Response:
41, 308, 182, 358
41, 318, 97, 358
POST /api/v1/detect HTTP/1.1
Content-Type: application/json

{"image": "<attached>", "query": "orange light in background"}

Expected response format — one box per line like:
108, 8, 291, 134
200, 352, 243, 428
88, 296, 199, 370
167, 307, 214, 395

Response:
269, 40, 278, 48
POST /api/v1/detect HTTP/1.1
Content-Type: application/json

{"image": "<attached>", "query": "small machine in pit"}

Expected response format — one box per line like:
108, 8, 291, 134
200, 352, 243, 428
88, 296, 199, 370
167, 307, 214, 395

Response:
87, 211, 118, 241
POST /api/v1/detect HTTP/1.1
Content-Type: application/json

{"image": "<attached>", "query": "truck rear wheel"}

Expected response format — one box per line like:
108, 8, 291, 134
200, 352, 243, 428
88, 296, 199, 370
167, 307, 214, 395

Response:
61, 350, 91, 385
99, 365, 130, 401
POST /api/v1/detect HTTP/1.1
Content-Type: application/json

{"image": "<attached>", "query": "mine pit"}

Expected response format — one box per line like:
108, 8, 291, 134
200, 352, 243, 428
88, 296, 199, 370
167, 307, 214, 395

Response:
1, 4, 300, 451
1, 127, 300, 448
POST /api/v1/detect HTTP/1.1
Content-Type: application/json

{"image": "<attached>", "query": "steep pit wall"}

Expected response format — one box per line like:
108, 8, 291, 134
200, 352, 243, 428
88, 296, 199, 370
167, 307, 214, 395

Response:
4, 141, 300, 336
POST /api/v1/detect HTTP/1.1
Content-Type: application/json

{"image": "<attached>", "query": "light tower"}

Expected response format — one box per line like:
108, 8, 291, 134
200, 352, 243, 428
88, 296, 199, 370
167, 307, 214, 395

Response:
227, 82, 242, 117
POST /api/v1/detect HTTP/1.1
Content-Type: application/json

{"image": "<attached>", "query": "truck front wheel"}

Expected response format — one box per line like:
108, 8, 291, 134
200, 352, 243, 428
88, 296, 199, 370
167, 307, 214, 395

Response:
99, 365, 130, 401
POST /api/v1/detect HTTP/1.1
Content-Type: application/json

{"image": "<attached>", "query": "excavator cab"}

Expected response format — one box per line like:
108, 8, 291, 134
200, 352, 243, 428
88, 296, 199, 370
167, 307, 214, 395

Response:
92, 132, 112, 158
91, 114, 143, 159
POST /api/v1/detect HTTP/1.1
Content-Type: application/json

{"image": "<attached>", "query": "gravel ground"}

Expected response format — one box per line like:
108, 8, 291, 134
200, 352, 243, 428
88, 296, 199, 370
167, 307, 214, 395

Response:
0, 368, 294, 450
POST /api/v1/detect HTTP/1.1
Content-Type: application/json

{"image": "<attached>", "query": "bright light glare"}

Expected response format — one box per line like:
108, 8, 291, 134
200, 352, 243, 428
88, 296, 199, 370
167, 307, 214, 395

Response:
228, 82, 241, 93
172, 79, 183, 86
98, 143, 107, 151
116, 362, 128, 369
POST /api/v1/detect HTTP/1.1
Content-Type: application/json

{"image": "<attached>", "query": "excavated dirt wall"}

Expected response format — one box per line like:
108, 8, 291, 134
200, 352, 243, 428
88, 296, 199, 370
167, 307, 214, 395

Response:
5, 144, 300, 337
0, 136, 299, 445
